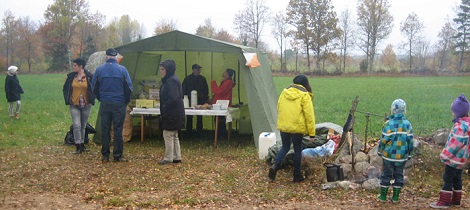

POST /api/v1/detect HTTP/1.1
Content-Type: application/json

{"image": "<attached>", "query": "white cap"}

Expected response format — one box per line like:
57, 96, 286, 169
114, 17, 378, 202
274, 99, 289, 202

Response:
7, 66, 18, 74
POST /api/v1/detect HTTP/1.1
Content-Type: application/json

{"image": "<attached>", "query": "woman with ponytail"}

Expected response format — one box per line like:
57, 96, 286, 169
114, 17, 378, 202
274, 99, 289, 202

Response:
211, 68, 236, 139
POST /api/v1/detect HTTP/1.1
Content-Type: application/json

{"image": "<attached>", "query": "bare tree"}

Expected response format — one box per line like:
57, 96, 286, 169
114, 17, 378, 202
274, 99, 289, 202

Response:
287, 0, 340, 73
289, 39, 303, 73
271, 11, 289, 70
400, 12, 424, 72
287, 0, 313, 72
113, 15, 143, 44
196, 18, 215, 38
75, 11, 105, 59
436, 21, 456, 70
356, 0, 394, 73
1, 10, 19, 67
153, 18, 178, 36
414, 39, 430, 70
78, 12, 106, 60
339, 8, 356, 72
380, 44, 399, 71
17, 17, 39, 72
233, 0, 270, 48
213, 29, 238, 43
309, 0, 341, 73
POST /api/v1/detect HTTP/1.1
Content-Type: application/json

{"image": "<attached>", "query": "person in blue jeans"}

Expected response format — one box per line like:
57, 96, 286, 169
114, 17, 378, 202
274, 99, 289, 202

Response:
63, 58, 95, 154
92, 48, 133, 162
268, 74, 315, 183
377, 99, 413, 203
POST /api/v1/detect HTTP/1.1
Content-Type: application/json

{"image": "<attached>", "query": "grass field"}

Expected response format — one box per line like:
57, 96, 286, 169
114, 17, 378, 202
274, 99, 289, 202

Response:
275, 76, 470, 139
0, 74, 469, 209
1, 74, 468, 147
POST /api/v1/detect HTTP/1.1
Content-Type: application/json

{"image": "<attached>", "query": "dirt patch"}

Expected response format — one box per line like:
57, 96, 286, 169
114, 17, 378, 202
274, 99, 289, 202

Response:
1, 193, 100, 210
1, 138, 469, 209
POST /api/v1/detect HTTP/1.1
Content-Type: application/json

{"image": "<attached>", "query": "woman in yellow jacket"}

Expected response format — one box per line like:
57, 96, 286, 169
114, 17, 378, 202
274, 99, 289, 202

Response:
269, 74, 315, 182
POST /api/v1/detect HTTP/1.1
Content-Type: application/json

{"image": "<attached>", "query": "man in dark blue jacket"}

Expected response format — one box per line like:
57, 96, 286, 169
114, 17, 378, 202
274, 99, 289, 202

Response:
92, 48, 133, 162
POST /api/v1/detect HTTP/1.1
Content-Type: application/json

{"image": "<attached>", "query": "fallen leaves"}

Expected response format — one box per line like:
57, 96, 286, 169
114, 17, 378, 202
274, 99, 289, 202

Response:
1, 140, 470, 209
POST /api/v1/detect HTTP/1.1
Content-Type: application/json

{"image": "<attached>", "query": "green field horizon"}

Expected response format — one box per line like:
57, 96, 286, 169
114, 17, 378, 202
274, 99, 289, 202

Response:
0, 74, 469, 147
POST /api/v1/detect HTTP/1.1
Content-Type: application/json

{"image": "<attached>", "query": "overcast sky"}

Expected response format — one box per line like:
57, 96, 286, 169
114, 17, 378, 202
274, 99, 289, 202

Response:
0, 0, 460, 53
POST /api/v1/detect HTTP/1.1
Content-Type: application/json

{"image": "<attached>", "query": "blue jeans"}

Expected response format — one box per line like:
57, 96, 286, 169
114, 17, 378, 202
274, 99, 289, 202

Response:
274, 132, 303, 177
100, 101, 126, 159
442, 165, 463, 191
380, 159, 405, 187
69, 104, 91, 144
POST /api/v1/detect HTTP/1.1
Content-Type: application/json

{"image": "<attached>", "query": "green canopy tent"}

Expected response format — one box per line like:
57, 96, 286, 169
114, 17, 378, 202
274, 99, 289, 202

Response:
92, 30, 279, 147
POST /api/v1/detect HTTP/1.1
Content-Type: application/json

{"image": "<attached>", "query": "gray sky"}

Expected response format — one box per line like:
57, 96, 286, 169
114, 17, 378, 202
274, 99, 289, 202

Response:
0, 0, 460, 53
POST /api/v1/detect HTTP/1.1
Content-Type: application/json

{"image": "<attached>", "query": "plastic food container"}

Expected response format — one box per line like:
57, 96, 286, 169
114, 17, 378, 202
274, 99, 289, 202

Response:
212, 104, 221, 110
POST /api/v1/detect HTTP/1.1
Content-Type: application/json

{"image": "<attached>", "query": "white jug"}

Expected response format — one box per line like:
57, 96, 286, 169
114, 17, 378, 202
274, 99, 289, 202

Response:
183, 95, 189, 108
191, 90, 198, 108
258, 132, 276, 160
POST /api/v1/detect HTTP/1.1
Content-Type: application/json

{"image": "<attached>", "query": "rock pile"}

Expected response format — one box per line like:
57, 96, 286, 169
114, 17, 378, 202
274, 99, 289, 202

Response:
320, 134, 423, 191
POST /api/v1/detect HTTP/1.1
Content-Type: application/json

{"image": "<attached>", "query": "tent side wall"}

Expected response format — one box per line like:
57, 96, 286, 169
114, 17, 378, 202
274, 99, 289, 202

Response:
241, 49, 279, 148
106, 31, 279, 147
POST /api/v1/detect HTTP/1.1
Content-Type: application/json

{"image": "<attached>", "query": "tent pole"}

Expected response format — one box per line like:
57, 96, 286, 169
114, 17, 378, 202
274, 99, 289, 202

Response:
237, 61, 241, 105
211, 52, 214, 81
131, 52, 141, 82
184, 51, 188, 76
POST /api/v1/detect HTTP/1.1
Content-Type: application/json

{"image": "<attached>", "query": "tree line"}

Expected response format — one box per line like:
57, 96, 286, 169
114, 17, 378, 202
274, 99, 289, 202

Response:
1, 0, 469, 74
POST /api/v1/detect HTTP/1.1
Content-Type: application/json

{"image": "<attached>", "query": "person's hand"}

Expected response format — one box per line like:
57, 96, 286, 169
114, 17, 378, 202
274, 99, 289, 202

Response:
309, 137, 315, 143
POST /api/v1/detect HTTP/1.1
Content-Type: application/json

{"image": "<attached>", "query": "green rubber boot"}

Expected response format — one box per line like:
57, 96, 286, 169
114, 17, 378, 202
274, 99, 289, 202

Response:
377, 186, 388, 202
392, 187, 401, 203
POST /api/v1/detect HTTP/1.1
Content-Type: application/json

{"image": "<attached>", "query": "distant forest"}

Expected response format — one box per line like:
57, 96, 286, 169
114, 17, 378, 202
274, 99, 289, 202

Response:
1, 0, 470, 75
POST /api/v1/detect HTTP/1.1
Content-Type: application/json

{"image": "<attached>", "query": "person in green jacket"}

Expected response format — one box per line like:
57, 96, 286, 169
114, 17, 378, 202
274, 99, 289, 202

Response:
268, 74, 315, 183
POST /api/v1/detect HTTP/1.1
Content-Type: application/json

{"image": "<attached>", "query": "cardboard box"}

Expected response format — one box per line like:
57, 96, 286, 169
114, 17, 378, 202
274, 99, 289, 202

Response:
136, 99, 155, 108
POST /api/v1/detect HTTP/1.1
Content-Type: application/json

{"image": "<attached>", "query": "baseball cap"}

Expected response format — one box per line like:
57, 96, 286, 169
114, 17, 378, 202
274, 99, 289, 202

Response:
105, 48, 118, 56
192, 64, 202, 70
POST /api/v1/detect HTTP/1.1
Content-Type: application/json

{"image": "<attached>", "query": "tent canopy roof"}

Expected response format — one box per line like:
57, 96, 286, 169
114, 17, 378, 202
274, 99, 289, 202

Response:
116, 30, 254, 54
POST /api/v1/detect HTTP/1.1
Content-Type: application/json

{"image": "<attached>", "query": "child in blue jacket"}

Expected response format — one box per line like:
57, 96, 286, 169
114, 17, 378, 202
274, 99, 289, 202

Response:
377, 99, 413, 203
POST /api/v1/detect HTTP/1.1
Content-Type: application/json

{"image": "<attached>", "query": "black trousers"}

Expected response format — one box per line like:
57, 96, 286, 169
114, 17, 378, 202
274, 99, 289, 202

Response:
216, 116, 227, 138
186, 115, 203, 132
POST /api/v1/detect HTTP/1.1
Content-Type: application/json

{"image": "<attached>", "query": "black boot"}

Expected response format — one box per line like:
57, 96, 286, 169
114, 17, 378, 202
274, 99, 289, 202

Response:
81, 144, 89, 152
268, 162, 280, 181
72, 144, 82, 154
293, 174, 305, 183
293, 169, 305, 183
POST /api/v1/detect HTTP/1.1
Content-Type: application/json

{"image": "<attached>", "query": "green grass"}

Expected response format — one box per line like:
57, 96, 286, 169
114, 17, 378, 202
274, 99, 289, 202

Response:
0, 74, 468, 148
0, 74, 469, 208
274, 76, 470, 139
0, 74, 98, 147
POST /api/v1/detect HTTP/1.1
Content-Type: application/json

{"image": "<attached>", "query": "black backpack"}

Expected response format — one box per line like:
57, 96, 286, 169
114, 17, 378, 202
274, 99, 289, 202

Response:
63, 123, 96, 145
